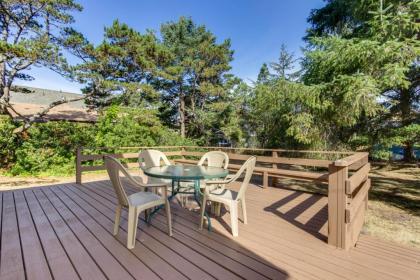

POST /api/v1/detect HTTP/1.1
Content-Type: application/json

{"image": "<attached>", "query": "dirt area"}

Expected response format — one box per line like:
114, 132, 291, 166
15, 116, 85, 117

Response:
1, 164, 419, 248
0, 172, 108, 191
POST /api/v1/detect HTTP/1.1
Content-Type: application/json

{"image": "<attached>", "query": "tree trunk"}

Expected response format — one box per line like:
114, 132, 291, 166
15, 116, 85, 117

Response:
400, 88, 414, 162
179, 84, 186, 138
404, 141, 414, 162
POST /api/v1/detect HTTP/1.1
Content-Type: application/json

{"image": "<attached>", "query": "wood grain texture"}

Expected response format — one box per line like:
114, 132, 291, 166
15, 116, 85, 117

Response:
1, 180, 419, 279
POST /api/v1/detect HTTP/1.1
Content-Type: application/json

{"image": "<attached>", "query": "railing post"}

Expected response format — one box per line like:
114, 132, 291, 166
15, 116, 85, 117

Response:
328, 163, 348, 249
181, 146, 185, 159
272, 151, 279, 187
76, 147, 83, 184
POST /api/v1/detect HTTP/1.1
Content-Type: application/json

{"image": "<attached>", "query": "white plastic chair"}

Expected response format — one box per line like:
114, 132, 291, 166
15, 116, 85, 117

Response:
139, 149, 171, 185
199, 156, 256, 237
197, 151, 229, 169
104, 156, 172, 249
180, 151, 229, 205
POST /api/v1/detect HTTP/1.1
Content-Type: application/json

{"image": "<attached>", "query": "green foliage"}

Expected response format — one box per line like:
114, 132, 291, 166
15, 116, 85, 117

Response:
0, 116, 19, 167
256, 63, 271, 84
70, 20, 169, 109
270, 44, 298, 80
95, 105, 192, 147
0, 0, 82, 104
10, 121, 95, 175
158, 17, 234, 139
0, 105, 194, 176
301, 0, 420, 159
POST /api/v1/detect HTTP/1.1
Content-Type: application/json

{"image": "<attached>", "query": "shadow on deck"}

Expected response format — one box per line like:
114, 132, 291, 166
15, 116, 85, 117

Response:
0, 180, 419, 279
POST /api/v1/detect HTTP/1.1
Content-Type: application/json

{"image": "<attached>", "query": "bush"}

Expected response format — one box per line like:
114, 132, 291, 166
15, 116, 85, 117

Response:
10, 121, 96, 176
0, 116, 19, 168
95, 105, 192, 148
1, 105, 195, 176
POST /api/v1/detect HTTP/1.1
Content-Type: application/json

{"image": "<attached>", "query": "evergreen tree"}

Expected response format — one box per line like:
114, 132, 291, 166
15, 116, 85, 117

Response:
270, 44, 298, 80
303, 0, 420, 159
0, 0, 83, 131
158, 17, 233, 138
256, 63, 271, 84
71, 20, 169, 109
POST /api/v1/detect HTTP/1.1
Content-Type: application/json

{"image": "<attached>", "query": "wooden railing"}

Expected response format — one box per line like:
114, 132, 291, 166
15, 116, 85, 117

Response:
327, 152, 370, 250
75, 145, 370, 250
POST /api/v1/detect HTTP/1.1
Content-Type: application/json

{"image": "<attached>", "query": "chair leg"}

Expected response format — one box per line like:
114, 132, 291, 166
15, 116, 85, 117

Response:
241, 198, 247, 224
144, 209, 149, 222
165, 200, 173, 236
127, 207, 140, 249
230, 201, 239, 237
199, 196, 207, 230
113, 205, 122, 235
215, 202, 221, 217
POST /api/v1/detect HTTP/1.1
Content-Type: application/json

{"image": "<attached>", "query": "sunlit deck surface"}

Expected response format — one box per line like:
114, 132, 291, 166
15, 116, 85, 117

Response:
1, 180, 419, 280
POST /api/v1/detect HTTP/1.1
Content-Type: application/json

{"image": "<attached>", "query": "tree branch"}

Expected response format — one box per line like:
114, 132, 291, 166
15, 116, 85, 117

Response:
4, 94, 89, 134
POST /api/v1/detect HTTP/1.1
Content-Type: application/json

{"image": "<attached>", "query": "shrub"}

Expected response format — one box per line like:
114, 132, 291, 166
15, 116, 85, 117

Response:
1, 105, 195, 176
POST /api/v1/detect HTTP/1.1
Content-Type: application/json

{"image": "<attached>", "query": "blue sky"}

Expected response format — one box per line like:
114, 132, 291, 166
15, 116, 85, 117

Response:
19, 0, 324, 93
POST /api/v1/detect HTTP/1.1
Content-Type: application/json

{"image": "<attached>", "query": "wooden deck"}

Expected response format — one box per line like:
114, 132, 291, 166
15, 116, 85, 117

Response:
1, 180, 419, 280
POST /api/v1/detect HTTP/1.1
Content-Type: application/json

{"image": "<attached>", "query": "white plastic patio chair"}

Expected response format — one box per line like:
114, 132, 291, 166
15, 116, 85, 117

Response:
139, 149, 171, 185
180, 151, 229, 205
197, 151, 229, 169
199, 156, 256, 237
104, 156, 172, 249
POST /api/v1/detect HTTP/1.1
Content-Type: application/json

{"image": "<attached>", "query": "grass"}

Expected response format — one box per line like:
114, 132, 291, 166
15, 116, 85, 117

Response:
364, 164, 419, 248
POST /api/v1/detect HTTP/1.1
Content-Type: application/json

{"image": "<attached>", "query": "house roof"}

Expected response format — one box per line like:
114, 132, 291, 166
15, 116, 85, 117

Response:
8, 86, 97, 122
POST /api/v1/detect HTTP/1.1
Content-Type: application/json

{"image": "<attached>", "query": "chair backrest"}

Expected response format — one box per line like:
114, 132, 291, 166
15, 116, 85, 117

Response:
231, 156, 256, 201
104, 156, 130, 207
198, 151, 229, 169
139, 149, 171, 169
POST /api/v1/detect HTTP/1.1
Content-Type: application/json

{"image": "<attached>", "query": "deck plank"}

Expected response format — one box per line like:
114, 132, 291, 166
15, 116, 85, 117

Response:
13, 191, 52, 280
0, 191, 25, 280
85, 181, 285, 280
53, 185, 198, 280
39, 187, 135, 280
70, 183, 248, 280
22, 190, 80, 279
31, 188, 106, 280
1, 181, 419, 280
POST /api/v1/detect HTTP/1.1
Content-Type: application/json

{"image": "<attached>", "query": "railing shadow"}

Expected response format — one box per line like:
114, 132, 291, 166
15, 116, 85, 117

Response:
263, 191, 328, 242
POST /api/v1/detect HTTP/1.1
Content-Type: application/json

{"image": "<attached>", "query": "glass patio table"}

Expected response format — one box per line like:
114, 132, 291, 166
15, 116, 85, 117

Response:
143, 165, 229, 230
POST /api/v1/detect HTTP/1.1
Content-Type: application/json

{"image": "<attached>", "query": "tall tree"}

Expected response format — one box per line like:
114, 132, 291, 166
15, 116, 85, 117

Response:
158, 17, 233, 138
303, 0, 420, 159
270, 44, 298, 80
256, 63, 271, 84
0, 0, 83, 132
70, 20, 169, 109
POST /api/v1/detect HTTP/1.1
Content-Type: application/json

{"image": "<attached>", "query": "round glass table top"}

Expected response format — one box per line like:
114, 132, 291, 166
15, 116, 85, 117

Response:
143, 165, 228, 180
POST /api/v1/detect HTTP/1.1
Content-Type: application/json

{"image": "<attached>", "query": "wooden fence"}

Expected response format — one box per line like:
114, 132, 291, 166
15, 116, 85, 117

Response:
75, 145, 370, 250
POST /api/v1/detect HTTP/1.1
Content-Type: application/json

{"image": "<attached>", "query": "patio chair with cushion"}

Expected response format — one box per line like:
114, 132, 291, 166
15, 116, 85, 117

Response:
199, 156, 256, 237
104, 156, 172, 249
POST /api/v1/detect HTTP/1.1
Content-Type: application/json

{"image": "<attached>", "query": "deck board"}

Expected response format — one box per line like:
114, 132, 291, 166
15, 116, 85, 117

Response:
1, 180, 419, 280
14, 191, 52, 280
1, 191, 25, 280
